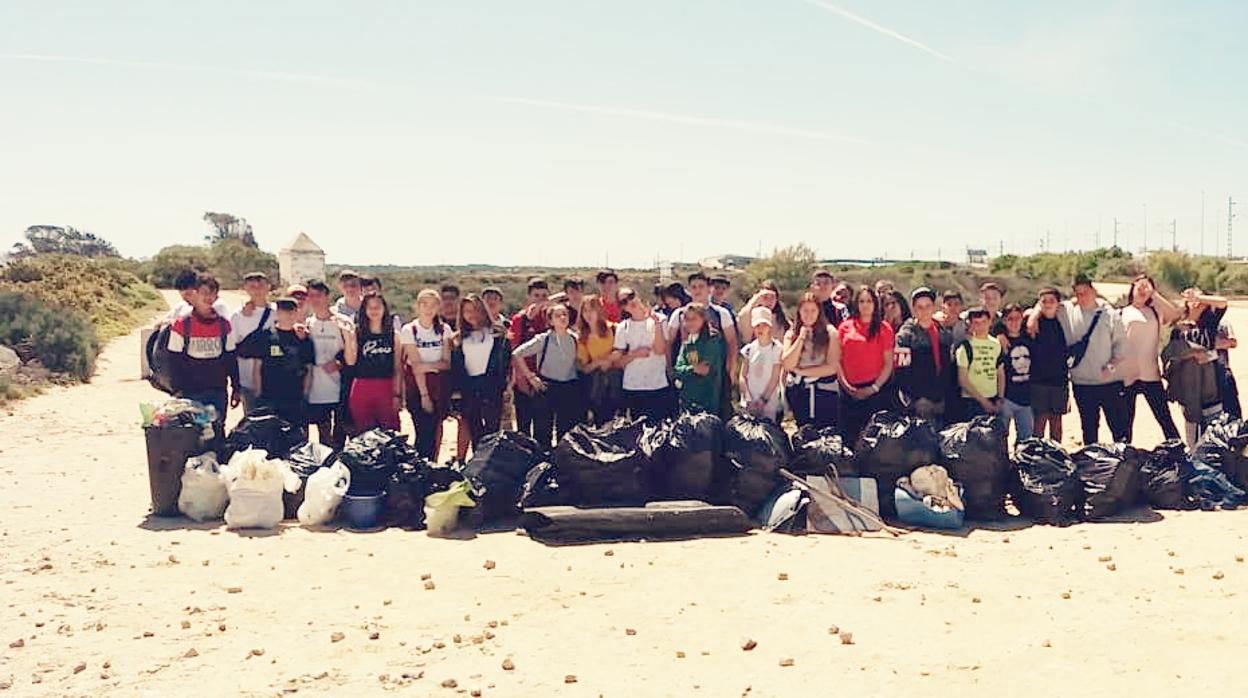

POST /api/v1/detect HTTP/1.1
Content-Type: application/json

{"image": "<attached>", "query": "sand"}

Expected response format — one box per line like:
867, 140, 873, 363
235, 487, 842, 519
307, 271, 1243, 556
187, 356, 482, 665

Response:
2, 287, 1247, 697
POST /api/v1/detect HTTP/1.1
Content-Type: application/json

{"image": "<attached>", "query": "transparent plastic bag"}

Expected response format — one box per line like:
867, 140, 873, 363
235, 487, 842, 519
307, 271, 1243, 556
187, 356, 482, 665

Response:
424, 480, 476, 537
178, 452, 228, 522
298, 462, 351, 527
220, 449, 299, 529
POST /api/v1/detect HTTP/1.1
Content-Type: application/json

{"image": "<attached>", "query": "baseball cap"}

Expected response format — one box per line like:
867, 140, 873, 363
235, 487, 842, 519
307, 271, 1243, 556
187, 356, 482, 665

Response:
274, 297, 299, 311
750, 306, 774, 327
910, 286, 936, 303
287, 284, 308, 297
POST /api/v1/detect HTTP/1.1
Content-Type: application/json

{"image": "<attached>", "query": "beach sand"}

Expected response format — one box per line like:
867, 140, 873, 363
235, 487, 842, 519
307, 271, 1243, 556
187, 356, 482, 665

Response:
1, 286, 1246, 697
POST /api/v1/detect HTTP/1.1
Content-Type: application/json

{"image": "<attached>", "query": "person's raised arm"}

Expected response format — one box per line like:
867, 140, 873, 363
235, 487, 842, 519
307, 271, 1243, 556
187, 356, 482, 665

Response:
343, 327, 358, 366
650, 314, 668, 356
1152, 292, 1182, 326
723, 310, 739, 385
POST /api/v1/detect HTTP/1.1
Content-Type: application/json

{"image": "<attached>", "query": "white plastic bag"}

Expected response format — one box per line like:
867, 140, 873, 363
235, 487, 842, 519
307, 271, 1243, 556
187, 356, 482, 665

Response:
178, 452, 228, 522
220, 449, 299, 529
297, 462, 351, 527
424, 480, 476, 537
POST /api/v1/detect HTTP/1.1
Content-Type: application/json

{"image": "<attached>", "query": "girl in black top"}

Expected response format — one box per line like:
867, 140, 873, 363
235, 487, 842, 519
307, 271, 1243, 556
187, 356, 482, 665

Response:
343, 293, 402, 432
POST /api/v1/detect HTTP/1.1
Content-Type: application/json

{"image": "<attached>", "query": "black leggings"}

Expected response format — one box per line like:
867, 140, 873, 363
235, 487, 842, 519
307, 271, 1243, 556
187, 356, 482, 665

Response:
785, 382, 838, 429
1123, 380, 1180, 442
532, 378, 583, 449
462, 383, 503, 446
1072, 382, 1128, 445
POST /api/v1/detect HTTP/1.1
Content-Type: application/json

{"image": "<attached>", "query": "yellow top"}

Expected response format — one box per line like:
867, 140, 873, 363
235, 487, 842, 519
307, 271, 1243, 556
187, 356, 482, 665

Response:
577, 324, 616, 367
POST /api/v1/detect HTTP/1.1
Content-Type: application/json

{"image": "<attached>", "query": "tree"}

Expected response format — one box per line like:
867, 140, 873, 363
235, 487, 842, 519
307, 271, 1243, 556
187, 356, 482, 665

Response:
743, 243, 819, 301
202, 212, 257, 247
145, 239, 278, 288
10, 225, 119, 259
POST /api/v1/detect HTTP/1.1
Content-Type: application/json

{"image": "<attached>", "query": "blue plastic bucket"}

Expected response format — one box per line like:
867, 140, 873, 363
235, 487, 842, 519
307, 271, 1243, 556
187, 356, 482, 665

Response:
341, 493, 384, 530
894, 487, 965, 530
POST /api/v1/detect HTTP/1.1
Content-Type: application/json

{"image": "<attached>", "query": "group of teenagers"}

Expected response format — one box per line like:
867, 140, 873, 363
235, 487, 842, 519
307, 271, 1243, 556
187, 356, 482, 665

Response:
159, 263, 1240, 463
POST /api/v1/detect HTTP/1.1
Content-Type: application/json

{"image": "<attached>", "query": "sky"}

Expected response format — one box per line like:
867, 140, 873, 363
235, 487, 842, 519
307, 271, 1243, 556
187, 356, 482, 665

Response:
1, 0, 1246, 268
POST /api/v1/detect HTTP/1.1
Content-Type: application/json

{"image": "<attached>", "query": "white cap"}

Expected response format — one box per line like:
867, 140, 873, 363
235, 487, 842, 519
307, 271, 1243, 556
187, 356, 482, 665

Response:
750, 306, 774, 328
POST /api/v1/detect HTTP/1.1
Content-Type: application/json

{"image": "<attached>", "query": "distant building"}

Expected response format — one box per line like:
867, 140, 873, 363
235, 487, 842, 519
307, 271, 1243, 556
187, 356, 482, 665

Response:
698, 254, 757, 270
966, 248, 988, 266
278, 232, 326, 286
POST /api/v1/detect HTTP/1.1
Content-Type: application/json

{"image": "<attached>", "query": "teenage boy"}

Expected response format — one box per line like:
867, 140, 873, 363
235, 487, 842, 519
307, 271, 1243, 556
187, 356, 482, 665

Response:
246, 297, 317, 435
597, 269, 621, 322
893, 287, 952, 420
980, 282, 1007, 335
162, 269, 231, 323
508, 277, 551, 439
331, 270, 363, 323
305, 281, 347, 447
667, 272, 739, 418
810, 270, 848, 327
287, 284, 309, 317
482, 287, 509, 327
230, 272, 275, 414
167, 274, 238, 430
955, 307, 1004, 418
1055, 274, 1127, 444
1025, 287, 1071, 442
439, 284, 461, 331
710, 274, 741, 339
563, 277, 585, 325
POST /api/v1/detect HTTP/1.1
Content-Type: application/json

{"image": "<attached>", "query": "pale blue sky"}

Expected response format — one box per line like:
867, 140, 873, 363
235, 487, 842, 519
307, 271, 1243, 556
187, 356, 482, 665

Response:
1, 0, 1244, 267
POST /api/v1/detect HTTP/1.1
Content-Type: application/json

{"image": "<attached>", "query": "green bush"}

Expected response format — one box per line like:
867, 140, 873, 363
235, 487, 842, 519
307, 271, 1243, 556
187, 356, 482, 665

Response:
0, 254, 163, 341
0, 292, 99, 380
145, 239, 278, 288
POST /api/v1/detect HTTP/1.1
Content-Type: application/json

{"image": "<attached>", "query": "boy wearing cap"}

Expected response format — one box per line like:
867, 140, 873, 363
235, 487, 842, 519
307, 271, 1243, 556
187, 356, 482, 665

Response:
955, 307, 1005, 417
241, 297, 317, 435
332, 270, 363, 323
740, 306, 783, 422
230, 272, 275, 414
893, 287, 952, 420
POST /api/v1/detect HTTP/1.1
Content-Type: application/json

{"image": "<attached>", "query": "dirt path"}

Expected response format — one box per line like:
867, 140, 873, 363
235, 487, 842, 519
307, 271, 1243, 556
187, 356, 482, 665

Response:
2, 291, 1247, 697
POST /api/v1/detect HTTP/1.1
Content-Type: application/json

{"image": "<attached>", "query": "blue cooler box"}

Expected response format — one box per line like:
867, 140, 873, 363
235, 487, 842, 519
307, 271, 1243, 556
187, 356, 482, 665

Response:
894, 486, 965, 530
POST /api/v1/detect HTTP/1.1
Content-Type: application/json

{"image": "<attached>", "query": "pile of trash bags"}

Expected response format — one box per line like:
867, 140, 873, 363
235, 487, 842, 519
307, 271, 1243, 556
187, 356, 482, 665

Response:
458, 430, 546, 523
855, 413, 941, 517
220, 449, 301, 529
178, 452, 228, 522
1012, 438, 1081, 526
140, 399, 218, 441
790, 426, 854, 476
644, 411, 726, 500
337, 428, 413, 494
723, 416, 792, 516
556, 418, 653, 506
938, 417, 1009, 519
222, 411, 299, 461
1072, 443, 1144, 520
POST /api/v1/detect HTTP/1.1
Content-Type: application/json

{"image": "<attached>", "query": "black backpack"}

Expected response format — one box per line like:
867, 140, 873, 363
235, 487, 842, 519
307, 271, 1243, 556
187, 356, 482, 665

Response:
146, 315, 229, 395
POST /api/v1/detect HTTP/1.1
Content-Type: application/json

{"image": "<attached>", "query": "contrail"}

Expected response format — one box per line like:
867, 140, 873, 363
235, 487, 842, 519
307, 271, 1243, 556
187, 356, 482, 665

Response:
0, 52, 386, 88
801, 0, 955, 62
486, 96, 871, 145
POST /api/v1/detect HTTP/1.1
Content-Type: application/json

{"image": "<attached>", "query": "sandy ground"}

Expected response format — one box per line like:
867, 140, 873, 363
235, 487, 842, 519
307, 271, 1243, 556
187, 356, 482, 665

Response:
3, 287, 1248, 697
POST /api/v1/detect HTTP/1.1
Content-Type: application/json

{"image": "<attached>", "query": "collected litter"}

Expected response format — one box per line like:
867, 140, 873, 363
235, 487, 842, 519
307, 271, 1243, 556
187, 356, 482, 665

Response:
220, 449, 300, 530
178, 452, 228, 522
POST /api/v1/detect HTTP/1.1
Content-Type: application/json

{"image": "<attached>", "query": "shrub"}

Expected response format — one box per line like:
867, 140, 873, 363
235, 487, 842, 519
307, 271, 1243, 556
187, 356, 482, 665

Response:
0, 292, 99, 380
0, 254, 163, 341
145, 240, 278, 288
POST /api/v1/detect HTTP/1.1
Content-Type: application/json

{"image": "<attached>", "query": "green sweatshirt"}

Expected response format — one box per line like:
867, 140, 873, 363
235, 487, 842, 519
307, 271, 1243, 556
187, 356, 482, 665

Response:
674, 332, 726, 413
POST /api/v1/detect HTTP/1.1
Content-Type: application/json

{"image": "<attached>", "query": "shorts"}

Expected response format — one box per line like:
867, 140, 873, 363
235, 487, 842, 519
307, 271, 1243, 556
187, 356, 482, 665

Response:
306, 402, 339, 423
1030, 383, 1070, 415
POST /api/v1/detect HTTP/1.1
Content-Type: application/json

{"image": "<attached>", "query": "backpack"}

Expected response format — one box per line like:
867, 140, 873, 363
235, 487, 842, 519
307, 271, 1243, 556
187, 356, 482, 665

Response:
233, 306, 274, 361
146, 315, 229, 395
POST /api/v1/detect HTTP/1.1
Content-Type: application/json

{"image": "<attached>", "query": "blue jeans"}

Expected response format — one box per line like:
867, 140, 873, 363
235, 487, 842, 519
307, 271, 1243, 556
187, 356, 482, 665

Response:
1000, 398, 1035, 440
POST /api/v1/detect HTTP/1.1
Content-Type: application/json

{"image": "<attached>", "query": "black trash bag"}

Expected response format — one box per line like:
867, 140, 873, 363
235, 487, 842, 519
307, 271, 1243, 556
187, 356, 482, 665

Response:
938, 417, 1009, 519
643, 412, 726, 501
1012, 438, 1080, 526
384, 460, 460, 529
790, 425, 855, 477
338, 428, 412, 495
1072, 443, 1145, 520
519, 462, 570, 509
223, 410, 298, 461
287, 441, 337, 478
1139, 440, 1195, 510
723, 415, 793, 516
855, 411, 941, 517
1186, 460, 1248, 511
460, 430, 547, 522
1192, 413, 1248, 489
553, 418, 652, 505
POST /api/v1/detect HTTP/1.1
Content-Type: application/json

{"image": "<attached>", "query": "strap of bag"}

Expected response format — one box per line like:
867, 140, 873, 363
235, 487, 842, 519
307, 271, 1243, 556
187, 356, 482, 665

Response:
536, 332, 551, 375
181, 315, 193, 353
1068, 309, 1103, 369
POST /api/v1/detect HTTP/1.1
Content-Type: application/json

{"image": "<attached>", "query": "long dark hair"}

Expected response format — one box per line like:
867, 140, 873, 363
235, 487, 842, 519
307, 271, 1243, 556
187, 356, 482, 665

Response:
789, 292, 830, 354
850, 286, 884, 339
1127, 274, 1158, 308
884, 290, 911, 325
357, 292, 393, 344
759, 279, 790, 335
456, 293, 495, 342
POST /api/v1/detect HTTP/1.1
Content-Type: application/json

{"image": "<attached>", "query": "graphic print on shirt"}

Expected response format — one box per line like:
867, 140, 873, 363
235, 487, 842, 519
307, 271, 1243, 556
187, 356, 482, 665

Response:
1007, 343, 1031, 384
361, 338, 393, 359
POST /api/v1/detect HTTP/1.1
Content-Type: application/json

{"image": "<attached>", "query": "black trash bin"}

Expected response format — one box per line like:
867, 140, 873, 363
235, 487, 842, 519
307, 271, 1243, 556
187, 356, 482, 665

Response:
144, 424, 205, 517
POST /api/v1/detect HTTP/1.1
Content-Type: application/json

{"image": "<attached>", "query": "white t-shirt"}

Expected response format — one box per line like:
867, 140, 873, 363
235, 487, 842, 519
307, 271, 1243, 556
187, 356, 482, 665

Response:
229, 303, 275, 392
614, 317, 669, 391
462, 330, 494, 377
399, 319, 449, 364
306, 314, 345, 405
741, 339, 783, 406
1120, 304, 1162, 384
167, 299, 232, 323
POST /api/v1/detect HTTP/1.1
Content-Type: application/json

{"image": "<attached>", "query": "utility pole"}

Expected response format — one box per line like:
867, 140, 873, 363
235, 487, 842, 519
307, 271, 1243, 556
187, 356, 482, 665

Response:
1170, 219, 1177, 252
1113, 217, 1120, 248
1201, 190, 1206, 256
1230, 197, 1238, 259
1046, 229, 1051, 253
1096, 213, 1102, 248
1143, 203, 1148, 252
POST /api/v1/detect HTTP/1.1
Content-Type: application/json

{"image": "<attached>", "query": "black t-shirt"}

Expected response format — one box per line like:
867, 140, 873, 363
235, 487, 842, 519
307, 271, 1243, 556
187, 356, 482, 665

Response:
1182, 307, 1226, 352
1031, 316, 1069, 386
260, 328, 315, 403
821, 300, 848, 327
1001, 334, 1033, 405
354, 331, 397, 379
